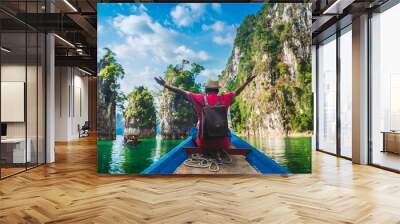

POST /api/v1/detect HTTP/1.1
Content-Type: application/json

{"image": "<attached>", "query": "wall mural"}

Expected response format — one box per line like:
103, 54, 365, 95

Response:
97, 3, 312, 174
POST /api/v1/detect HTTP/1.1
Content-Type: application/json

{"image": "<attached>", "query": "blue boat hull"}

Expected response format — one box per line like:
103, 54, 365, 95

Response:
142, 128, 289, 174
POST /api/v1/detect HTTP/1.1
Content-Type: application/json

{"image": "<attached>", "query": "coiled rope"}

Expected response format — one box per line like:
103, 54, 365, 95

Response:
183, 149, 233, 172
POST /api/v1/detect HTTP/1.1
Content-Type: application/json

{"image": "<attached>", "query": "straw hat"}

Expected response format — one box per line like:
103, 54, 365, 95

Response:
205, 78, 221, 89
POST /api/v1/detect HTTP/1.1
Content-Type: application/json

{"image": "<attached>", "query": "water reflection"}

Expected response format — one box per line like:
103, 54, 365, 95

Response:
110, 136, 125, 173
97, 136, 181, 174
243, 135, 311, 173
153, 135, 162, 162
97, 134, 311, 174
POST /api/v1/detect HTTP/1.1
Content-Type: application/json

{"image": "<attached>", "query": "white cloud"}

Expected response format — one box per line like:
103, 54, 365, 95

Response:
131, 4, 147, 13
120, 66, 160, 94
139, 4, 147, 12
163, 18, 173, 27
113, 13, 164, 36
202, 21, 225, 32
201, 67, 223, 78
170, 3, 206, 27
108, 9, 212, 92
174, 45, 209, 62
111, 12, 179, 63
97, 47, 106, 61
211, 3, 222, 13
197, 67, 223, 84
112, 10, 211, 64
213, 32, 235, 46
201, 20, 237, 46
198, 51, 209, 61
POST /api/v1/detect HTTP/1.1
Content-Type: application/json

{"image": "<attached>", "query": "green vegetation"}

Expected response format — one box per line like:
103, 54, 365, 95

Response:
159, 60, 204, 139
98, 48, 127, 111
164, 60, 203, 92
124, 86, 157, 130
163, 60, 203, 118
221, 3, 312, 134
97, 48, 126, 139
98, 48, 124, 80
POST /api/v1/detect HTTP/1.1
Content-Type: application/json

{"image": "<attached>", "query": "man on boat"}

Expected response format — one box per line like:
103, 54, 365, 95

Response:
154, 75, 256, 153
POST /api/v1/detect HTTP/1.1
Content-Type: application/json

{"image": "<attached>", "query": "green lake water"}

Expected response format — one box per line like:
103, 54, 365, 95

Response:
97, 136, 181, 174
242, 135, 311, 173
97, 135, 311, 174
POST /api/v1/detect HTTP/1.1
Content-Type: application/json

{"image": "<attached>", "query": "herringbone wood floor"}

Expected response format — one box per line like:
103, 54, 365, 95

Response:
1, 135, 400, 224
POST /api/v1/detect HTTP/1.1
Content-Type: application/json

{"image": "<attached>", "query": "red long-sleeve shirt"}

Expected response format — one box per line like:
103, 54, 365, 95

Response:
185, 91, 236, 149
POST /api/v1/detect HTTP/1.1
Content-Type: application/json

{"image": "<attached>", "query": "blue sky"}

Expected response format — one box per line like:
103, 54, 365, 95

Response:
98, 3, 263, 94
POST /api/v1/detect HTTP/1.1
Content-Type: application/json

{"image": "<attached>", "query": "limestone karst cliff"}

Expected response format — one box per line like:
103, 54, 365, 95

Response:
97, 48, 125, 140
220, 3, 312, 136
159, 61, 203, 139
124, 86, 157, 137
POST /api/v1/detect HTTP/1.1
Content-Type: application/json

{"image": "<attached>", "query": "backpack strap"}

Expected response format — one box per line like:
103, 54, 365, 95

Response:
203, 95, 209, 106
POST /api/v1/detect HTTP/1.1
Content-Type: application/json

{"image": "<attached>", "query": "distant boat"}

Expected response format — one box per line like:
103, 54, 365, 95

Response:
142, 128, 289, 174
124, 127, 141, 146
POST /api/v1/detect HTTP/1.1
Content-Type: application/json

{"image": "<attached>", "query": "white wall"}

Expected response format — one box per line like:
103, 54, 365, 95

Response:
72, 72, 89, 138
54, 67, 89, 141
55, 67, 69, 141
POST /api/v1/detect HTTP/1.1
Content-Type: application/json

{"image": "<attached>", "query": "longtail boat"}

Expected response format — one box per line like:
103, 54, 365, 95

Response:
142, 128, 289, 174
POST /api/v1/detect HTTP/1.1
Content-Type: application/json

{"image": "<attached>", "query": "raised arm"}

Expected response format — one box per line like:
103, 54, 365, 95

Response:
154, 76, 187, 95
235, 74, 256, 95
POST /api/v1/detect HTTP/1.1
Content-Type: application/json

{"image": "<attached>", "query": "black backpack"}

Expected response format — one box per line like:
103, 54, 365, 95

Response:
201, 95, 229, 139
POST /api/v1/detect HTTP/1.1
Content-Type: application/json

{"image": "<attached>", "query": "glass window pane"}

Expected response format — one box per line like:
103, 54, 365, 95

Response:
27, 31, 38, 169
0, 0, 46, 179
371, 3, 400, 171
318, 35, 337, 154
1, 31, 27, 177
38, 33, 45, 165
340, 28, 352, 158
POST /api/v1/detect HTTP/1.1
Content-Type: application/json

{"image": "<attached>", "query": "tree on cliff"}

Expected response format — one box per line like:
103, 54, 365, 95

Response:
159, 60, 203, 139
124, 86, 157, 137
220, 3, 312, 135
97, 48, 126, 140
